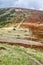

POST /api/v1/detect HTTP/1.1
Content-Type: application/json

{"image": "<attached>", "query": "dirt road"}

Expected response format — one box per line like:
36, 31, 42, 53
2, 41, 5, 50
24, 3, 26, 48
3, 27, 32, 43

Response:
0, 36, 43, 48
16, 18, 24, 29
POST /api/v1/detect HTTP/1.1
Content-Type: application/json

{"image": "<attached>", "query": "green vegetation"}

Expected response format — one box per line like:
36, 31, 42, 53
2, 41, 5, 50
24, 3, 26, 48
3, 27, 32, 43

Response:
10, 9, 15, 14
0, 43, 43, 65
24, 48, 43, 64
0, 22, 11, 28
0, 8, 10, 15
0, 14, 10, 22
0, 8, 15, 27
0, 8, 29, 28
0, 9, 6, 15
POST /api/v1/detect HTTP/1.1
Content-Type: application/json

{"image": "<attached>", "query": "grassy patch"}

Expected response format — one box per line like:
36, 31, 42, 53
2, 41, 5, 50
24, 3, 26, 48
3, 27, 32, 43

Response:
0, 43, 41, 65
23, 48, 43, 64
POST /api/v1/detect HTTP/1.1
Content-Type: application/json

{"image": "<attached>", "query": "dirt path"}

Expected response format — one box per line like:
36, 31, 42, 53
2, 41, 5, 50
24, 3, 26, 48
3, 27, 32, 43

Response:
16, 18, 24, 29
0, 36, 43, 48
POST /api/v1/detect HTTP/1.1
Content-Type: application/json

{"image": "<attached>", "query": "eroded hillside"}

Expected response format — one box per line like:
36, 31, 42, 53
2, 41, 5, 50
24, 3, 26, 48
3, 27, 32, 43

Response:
0, 8, 43, 46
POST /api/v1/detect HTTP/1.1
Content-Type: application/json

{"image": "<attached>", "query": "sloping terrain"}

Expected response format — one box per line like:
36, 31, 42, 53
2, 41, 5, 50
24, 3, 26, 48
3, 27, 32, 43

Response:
0, 8, 43, 45
0, 43, 43, 65
0, 8, 43, 27
0, 8, 43, 65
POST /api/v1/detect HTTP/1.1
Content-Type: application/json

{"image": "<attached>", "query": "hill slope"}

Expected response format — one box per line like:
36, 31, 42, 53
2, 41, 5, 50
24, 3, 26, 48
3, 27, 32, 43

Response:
0, 8, 43, 43
0, 8, 43, 27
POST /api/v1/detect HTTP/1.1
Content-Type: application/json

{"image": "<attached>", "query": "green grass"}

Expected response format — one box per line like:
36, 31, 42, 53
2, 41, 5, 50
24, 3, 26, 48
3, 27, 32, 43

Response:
24, 48, 43, 64
0, 44, 43, 65
0, 43, 42, 65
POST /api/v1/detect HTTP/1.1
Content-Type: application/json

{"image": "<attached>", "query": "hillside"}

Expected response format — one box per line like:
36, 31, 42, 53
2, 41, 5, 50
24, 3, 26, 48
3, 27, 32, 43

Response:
0, 8, 43, 43
0, 8, 43, 27
0, 8, 43, 65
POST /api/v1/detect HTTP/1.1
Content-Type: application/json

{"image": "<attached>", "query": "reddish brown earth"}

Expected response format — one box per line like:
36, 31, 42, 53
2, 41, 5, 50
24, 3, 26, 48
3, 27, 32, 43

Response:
21, 23, 43, 30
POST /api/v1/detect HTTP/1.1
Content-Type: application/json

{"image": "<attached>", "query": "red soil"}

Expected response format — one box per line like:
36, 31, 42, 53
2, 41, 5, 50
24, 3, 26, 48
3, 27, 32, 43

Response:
21, 23, 43, 30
